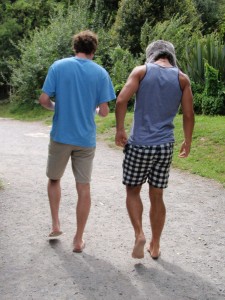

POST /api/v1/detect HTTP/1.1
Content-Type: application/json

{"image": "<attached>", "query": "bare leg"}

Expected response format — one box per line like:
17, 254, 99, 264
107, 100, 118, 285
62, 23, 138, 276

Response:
148, 185, 165, 258
73, 182, 91, 251
126, 185, 146, 259
48, 179, 62, 234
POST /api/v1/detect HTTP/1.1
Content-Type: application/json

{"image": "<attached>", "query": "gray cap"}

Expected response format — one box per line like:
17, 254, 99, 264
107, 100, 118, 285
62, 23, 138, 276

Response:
146, 40, 177, 66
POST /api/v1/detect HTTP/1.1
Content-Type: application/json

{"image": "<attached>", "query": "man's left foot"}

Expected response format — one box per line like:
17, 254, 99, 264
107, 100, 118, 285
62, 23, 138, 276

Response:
132, 237, 146, 259
48, 231, 63, 237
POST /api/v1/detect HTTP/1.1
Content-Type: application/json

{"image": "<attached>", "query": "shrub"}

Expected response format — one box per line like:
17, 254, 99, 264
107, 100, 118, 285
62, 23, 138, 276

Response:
108, 46, 140, 111
202, 96, 225, 115
193, 93, 203, 114
9, 3, 91, 107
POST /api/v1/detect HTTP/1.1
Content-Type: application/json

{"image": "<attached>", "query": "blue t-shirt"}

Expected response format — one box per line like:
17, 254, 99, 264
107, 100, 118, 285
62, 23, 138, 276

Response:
42, 57, 116, 147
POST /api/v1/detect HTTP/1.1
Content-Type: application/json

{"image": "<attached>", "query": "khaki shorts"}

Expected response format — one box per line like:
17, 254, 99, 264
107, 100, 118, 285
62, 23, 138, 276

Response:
46, 139, 96, 183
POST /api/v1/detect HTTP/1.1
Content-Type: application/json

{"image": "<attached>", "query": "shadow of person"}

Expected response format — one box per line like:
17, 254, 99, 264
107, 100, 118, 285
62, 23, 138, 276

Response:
134, 259, 224, 300
48, 239, 143, 300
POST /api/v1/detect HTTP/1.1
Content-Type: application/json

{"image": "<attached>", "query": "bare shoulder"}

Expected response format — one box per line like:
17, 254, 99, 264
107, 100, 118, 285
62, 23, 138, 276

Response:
179, 70, 191, 90
131, 65, 147, 81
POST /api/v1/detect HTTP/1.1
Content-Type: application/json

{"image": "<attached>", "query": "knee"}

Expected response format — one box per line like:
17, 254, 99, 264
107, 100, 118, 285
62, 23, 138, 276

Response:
126, 185, 142, 196
48, 179, 60, 186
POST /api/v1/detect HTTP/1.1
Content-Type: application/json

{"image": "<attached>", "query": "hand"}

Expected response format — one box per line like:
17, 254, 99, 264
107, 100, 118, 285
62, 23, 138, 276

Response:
115, 129, 127, 147
179, 141, 191, 158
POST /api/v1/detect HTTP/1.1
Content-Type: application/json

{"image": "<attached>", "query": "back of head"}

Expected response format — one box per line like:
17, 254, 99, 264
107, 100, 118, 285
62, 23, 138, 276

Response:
72, 30, 98, 55
146, 40, 177, 67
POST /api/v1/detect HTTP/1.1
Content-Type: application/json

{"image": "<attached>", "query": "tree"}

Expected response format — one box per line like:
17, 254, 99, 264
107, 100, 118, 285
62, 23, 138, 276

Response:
0, 0, 66, 99
193, 0, 225, 34
9, 2, 91, 107
111, 0, 199, 55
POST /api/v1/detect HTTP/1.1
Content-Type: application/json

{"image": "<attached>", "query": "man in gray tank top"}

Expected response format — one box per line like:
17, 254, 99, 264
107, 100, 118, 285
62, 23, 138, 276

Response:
115, 40, 194, 259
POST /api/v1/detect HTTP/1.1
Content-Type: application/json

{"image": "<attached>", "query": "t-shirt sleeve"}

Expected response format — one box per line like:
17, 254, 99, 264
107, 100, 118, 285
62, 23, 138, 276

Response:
42, 65, 56, 97
97, 72, 116, 105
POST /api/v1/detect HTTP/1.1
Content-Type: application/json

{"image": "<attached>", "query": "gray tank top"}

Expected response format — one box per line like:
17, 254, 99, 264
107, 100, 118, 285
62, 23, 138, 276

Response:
128, 63, 182, 146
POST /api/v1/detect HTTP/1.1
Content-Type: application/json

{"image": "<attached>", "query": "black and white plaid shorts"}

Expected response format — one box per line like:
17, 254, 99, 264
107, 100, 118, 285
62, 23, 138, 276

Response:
123, 143, 174, 188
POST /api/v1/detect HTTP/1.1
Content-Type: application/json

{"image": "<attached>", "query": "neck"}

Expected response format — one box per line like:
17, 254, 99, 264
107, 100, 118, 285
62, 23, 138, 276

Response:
75, 52, 94, 60
154, 58, 172, 67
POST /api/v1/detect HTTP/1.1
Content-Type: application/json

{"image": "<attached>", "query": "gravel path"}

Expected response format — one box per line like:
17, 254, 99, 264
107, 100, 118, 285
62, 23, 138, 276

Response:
0, 118, 225, 300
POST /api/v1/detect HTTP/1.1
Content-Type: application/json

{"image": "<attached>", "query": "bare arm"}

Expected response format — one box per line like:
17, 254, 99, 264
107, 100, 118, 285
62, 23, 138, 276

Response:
115, 65, 146, 147
96, 102, 109, 117
179, 71, 195, 158
39, 93, 55, 111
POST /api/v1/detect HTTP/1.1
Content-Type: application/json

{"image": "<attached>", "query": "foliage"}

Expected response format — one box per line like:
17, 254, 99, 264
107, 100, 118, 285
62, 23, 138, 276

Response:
202, 96, 225, 115
140, 15, 201, 67
108, 46, 140, 111
89, 0, 119, 30
202, 63, 225, 115
185, 34, 225, 84
193, 93, 203, 114
0, 0, 60, 98
9, 3, 91, 106
95, 113, 225, 187
112, 0, 199, 55
193, 0, 225, 34
194, 63, 225, 115
204, 63, 220, 96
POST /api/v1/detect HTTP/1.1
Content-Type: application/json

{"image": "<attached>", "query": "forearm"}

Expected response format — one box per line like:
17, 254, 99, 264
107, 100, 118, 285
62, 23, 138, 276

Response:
115, 100, 127, 131
41, 100, 55, 111
96, 104, 109, 117
183, 113, 195, 144
39, 93, 55, 111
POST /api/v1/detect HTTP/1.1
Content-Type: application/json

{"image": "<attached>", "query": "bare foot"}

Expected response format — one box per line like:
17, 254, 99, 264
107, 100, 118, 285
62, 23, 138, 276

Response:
48, 231, 63, 237
132, 236, 146, 259
73, 239, 85, 253
49, 222, 62, 237
147, 241, 160, 259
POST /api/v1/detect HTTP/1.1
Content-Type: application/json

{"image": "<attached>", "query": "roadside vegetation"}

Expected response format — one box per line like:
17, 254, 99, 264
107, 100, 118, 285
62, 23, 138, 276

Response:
0, 1, 224, 188
0, 103, 224, 187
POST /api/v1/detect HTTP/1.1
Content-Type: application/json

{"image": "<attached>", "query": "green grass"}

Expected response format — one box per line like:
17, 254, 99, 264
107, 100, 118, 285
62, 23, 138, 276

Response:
96, 113, 225, 187
1, 102, 224, 187
0, 102, 53, 122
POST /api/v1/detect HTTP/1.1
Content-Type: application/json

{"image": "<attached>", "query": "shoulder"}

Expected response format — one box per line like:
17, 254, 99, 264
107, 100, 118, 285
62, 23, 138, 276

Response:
178, 70, 191, 90
91, 61, 111, 78
51, 57, 73, 68
130, 65, 147, 81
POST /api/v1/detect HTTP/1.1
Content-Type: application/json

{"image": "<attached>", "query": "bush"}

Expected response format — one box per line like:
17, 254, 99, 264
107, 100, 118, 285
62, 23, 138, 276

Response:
108, 46, 140, 111
202, 96, 225, 115
9, 3, 91, 107
193, 93, 203, 114
204, 62, 219, 97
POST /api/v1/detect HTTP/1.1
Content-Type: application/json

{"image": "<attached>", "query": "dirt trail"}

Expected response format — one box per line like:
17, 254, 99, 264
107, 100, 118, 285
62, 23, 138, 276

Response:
0, 118, 225, 300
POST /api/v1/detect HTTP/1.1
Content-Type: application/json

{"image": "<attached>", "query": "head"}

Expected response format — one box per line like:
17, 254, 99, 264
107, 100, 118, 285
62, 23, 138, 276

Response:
72, 30, 98, 55
146, 40, 177, 66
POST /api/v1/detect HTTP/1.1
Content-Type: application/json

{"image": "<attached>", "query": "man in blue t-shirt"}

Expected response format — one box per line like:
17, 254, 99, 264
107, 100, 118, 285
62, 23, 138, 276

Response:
39, 30, 115, 253
115, 40, 194, 260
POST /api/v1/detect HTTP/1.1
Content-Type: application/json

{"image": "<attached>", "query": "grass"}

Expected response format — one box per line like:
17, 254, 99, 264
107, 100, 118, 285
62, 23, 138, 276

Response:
0, 102, 53, 122
1, 102, 225, 187
96, 112, 225, 187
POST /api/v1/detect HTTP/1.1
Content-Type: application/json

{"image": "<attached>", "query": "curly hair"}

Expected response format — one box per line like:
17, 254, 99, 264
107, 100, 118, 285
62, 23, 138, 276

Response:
72, 30, 98, 55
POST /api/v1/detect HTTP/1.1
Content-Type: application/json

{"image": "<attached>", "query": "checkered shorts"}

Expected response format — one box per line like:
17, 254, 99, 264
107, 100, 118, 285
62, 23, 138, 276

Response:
123, 143, 174, 188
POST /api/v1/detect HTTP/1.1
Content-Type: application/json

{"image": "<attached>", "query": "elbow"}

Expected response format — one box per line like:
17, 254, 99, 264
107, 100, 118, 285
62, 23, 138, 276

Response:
99, 106, 109, 117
